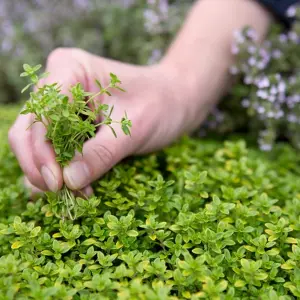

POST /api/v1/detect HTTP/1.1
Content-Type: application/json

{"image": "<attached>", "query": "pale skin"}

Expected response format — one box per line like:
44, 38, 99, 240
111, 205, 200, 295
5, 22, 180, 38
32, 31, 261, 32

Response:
8, 0, 272, 195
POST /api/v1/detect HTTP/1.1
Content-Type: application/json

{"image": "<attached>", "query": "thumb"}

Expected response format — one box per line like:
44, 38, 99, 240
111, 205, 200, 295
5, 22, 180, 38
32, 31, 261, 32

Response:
63, 119, 133, 190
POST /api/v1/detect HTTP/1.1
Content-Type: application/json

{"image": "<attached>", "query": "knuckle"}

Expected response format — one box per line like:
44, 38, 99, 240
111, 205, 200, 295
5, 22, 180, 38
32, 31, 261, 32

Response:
47, 47, 86, 66
90, 144, 115, 170
32, 140, 44, 157
47, 47, 71, 64
26, 169, 42, 189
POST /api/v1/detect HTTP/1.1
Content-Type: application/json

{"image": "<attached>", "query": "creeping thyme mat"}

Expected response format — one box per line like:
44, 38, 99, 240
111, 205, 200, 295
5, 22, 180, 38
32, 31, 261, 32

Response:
2, 109, 300, 299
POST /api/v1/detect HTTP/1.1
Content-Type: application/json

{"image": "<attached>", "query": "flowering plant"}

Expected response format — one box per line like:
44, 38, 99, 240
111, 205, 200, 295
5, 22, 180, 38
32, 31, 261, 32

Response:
203, 5, 300, 151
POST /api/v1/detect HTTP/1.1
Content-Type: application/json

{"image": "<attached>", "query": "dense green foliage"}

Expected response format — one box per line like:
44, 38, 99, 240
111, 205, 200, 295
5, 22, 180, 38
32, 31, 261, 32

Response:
1, 107, 300, 299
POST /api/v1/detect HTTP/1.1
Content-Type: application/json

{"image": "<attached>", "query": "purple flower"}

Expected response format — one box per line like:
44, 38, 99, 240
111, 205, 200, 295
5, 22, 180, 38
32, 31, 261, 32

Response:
260, 143, 272, 151
1, 39, 12, 52
257, 106, 265, 114
278, 81, 286, 93
272, 49, 282, 59
257, 61, 267, 70
279, 34, 288, 43
247, 45, 256, 54
73, 0, 89, 9
286, 5, 297, 18
158, 0, 169, 19
257, 90, 268, 99
288, 31, 298, 42
229, 66, 239, 75
242, 98, 250, 107
244, 76, 253, 85
143, 9, 160, 32
278, 94, 286, 103
294, 95, 300, 102
257, 77, 270, 89
259, 48, 270, 59
269, 95, 276, 103
246, 28, 258, 41
277, 110, 284, 119
148, 49, 162, 65
275, 74, 282, 81
288, 114, 297, 123
233, 30, 245, 44
248, 57, 257, 67
270, 86, 278, 95
231, 44, 239, 55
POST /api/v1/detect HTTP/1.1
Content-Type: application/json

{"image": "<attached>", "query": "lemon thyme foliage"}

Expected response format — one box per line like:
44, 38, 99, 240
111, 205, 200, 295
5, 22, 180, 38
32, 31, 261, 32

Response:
19, 64, 131, 220
3, 118, 300, 298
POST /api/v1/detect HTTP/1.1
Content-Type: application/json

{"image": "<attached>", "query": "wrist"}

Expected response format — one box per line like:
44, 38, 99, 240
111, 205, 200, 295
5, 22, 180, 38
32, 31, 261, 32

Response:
159, 41, 231, 131
158, 0, 272, 131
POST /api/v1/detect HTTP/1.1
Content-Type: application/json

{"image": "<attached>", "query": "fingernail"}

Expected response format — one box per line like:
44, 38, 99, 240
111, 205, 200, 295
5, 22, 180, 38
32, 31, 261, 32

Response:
64, 161, 90, 190
41, 166, 58, 192
83, 186, 94, 197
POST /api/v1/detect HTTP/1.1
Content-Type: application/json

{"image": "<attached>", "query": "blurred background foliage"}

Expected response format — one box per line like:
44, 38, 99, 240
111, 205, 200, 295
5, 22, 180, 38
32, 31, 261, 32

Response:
0, 0, 193, 104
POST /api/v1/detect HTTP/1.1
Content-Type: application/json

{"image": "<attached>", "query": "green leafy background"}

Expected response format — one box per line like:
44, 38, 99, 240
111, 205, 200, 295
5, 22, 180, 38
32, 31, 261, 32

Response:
1, 106, 300, 299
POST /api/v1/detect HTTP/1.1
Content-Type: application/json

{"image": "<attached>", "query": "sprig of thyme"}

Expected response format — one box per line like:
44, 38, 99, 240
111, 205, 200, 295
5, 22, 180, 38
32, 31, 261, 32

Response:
20, 64, 132, 219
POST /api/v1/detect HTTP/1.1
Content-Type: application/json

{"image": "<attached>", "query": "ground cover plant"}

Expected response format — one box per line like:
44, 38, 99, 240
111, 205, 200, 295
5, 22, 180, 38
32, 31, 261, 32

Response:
3, 2, 300, 300
2, 104, 300, 298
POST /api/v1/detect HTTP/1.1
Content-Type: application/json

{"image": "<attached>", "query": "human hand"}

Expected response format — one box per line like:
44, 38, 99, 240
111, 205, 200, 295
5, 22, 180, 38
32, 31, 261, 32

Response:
9, 0, 272, 196
9, 48, 203, 194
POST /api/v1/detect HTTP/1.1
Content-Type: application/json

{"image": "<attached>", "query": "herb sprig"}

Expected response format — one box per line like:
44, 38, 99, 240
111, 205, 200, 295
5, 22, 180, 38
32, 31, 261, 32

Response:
20, 64, 132, 219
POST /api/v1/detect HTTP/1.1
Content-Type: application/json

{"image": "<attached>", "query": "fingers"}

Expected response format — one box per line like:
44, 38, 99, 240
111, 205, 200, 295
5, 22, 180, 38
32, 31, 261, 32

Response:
30, 48, 89, 191
23, 176, 44, 199
23, 176, 93, 201
74, 185, 94, 198
8, 114, 48, 191
63, 120, 133, 190
31, 121, 63, 192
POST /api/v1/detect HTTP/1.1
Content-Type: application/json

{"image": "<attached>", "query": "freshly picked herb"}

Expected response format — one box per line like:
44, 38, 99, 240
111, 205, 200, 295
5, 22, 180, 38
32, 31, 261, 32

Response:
20, 64, 131, 219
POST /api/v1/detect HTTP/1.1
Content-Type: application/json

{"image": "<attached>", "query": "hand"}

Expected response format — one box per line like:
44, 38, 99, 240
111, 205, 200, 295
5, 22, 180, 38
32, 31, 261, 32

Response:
9, 48, 198, 194
9, 0, 271, 195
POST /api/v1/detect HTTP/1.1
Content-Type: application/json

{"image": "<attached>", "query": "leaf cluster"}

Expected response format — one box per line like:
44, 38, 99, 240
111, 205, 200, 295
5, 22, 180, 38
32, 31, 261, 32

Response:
20, 64, 131, 167
1, 111, 300, 298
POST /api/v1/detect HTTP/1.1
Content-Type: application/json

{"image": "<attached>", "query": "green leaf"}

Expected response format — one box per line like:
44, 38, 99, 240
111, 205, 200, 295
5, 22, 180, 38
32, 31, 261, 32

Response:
81, 238, 98, 246
234, 280, 246, 288
20, 72, 28, 77
30, 226, 41, 238
127, 230, 138, 237
95, 79, 103, 89
192, 248, 203, 254
23, 64, 32, 72
266, 248, 280, 256
41, 250, 54, 256
255, 272, 268, 280
11, 241, 25, 249
21, 83, 33, 93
